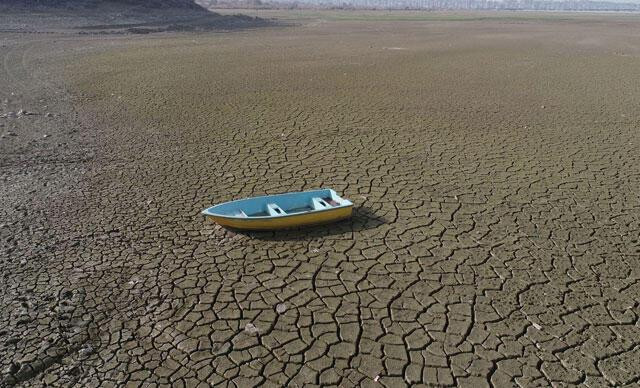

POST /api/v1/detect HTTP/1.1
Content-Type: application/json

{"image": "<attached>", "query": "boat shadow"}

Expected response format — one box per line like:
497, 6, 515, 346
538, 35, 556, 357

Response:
239, 205, 387, 241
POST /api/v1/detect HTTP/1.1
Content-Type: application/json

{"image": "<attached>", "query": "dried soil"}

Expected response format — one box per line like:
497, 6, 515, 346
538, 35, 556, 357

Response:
1, 10, 639, 387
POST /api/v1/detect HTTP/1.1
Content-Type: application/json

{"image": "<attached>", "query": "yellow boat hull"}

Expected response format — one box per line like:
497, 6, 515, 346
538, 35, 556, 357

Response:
206, 205, 353, 231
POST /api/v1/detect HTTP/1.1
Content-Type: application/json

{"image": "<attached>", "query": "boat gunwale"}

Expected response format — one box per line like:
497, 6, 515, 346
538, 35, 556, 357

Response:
203, 203, 353, 221
201, 189, 353, 221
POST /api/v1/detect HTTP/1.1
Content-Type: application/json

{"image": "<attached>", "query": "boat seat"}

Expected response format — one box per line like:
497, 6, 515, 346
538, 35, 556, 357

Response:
312, 197, 331, 210
267, 203, 285, 216
233, 210, 248, 218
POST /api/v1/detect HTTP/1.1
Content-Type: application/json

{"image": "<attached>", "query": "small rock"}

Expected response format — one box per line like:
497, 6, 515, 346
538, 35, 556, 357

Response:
43, 134, 49, 138
8, 361, 20, 374
67, 365, 82, 376
244, 323, 259, 334
5, 337, 20, 346
16, 316, 32, 325
541, 105, 545, 109
7, 132, 16, 136
78, 344, 94, 358
532, 322, 542, 330
20, 259, 27, 266
17, 109, 27, 116
276, 303, 286, 314
45, 112, 53, 118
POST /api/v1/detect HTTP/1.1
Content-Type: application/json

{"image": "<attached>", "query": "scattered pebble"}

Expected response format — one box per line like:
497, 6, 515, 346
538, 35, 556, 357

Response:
43, 134, 49, 138
16, 316, 32, 325
67, 365, 82, 376
244, 323, 259, 334
532, 322, 542, 330
45, 112, 53, 117
374, 375, 380, 382
276, 303, 286, 314
20, 259, 27, 266
78, 344, 94, 358
17, 109, 27, 116
8, 361, 20, 374
5, 337, 20, 346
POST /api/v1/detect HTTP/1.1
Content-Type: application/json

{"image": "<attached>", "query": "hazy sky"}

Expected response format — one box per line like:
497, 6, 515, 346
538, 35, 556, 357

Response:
280, 0, 640, 3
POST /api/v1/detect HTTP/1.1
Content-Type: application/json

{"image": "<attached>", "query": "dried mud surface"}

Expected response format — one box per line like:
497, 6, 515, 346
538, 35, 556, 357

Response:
1, 12, 640, 387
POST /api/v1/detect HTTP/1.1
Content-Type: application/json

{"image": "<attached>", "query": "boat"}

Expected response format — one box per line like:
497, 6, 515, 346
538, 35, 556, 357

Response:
202, 189, 353, 230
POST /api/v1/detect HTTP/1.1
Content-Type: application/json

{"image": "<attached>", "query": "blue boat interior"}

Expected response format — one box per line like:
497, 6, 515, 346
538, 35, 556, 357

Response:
203, 189, 352, 218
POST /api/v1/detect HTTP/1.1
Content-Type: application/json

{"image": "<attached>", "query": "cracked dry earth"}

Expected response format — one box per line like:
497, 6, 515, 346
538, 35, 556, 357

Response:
2, 12, 640, 387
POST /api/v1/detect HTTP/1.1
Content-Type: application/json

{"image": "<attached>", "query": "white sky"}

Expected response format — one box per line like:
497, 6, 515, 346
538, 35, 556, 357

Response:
284, 0, 640, 4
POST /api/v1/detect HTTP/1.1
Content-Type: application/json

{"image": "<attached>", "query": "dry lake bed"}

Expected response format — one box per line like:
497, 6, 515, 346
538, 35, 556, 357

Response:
1, 9, 639, 387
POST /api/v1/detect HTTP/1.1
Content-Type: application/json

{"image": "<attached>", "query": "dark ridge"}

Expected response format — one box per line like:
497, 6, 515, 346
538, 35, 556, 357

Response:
1, 0, 206, 11
0, 0, 276, 34
79, 14, 274, 35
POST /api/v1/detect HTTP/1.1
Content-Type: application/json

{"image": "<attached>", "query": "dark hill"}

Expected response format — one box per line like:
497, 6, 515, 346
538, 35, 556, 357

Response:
0, 0, 274, 34
3, 0, 206, 11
